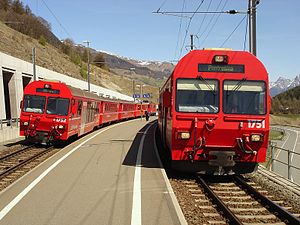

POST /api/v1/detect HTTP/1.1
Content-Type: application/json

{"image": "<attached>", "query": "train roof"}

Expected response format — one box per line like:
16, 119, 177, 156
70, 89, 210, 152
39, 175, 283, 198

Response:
25, 80, 135, 104
173, 49, 268, 80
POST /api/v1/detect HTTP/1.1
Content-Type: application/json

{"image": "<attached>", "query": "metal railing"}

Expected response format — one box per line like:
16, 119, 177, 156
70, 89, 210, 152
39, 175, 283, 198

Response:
268, 141, 300, 181
0, 118, 20, 129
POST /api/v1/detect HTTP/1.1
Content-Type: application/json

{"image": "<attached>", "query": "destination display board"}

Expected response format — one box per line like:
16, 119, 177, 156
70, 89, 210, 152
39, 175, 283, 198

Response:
198, 64, 245, 73
36, 88, 60, 94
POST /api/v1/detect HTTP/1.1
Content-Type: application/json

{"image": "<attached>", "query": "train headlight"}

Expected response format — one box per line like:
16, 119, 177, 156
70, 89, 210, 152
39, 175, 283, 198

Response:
251, 134, 263, 142
58, 125, 65, 129
213, 55, 228, 64
23, 121, 29, 126
177, 132, 190, 140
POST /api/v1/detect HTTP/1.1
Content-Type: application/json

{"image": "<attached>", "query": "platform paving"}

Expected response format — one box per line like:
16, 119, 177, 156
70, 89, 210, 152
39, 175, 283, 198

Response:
0, 119, 185, 225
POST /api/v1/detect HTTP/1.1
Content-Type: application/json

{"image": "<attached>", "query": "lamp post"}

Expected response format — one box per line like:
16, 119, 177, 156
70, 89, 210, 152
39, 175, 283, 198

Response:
83, 40, 91, 92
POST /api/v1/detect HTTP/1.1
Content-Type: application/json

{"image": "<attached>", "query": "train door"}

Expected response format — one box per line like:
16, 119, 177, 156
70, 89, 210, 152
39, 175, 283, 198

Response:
79, 100, 87, 136
118, 103, 122, 121
99, 101, 103, 125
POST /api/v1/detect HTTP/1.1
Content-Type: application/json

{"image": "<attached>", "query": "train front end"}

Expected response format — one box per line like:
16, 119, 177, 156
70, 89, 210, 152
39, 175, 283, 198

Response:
159, 49, 270, 175
20, 81, 71, 144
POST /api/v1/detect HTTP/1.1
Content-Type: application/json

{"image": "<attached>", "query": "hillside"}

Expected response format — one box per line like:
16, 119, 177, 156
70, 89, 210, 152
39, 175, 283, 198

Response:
0, 1, 172, 102
271, 85, 300, 114
0, 20, 168, 101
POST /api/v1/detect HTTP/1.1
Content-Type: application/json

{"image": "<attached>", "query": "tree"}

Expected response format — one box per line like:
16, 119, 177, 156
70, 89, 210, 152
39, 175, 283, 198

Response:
37, 16, 51, 31
11, 0, 24, 14
24, 5, 31, 15
92, 53, 106, 69
0, 0, 11, 11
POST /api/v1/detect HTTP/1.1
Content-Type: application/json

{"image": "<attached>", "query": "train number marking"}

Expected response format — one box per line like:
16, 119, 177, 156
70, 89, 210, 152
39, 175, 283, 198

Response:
53, 118, 66, 123
247, 120, 265, 129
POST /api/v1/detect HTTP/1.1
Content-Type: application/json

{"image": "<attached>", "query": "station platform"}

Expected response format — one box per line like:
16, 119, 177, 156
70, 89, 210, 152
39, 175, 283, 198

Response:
0, 119, 186, 225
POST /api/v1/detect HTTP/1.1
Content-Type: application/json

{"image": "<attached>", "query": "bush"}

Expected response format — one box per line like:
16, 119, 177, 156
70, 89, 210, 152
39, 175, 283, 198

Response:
80, 65, 87, 79
38, 35, 47, 46
70, 52, 81, 65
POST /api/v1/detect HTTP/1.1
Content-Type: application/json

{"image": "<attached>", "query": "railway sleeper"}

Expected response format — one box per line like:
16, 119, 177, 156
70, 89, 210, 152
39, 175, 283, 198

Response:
202, 212, 223, 218
195, 199, 210, 203
210, 186, 240, 191
212, 190, 246, 195
198, 205, 215, 210
243, 222, 286, 225
229, 207, 267, 213
220, 196, 251, 200
206, 220, 227, 225
237, 214, 277, 220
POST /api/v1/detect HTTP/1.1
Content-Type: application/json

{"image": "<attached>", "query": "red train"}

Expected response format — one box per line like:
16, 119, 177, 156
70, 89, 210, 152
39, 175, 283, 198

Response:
158, 49, 270, 175
20, 81, 156, 144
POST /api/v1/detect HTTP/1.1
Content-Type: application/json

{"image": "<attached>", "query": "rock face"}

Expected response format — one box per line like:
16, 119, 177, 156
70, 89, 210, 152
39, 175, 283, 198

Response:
270, 75, 300, 97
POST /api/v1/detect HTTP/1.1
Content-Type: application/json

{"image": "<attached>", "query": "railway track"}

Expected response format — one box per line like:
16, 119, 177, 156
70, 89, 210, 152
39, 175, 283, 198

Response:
0, 144, 60, 191
175, 175, 300, 225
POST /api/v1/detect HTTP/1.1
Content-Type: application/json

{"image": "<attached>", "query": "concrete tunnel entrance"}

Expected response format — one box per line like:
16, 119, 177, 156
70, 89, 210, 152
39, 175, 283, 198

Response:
2, 71, 12, 120
2, 70, 17, 121
22, 76, 31, 89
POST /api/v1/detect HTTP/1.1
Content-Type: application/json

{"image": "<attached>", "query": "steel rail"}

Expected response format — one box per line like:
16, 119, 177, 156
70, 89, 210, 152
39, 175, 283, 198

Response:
0, 147, 53, 179
0, 145, 34, 162
235, 175, 300, 225
196, 176, 243, 225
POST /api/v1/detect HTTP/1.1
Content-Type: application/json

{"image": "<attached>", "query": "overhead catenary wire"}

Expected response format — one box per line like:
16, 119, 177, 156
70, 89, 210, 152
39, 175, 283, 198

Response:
156, 0, 168, 13
220, 15, 247, 48
195, 0, 213, 38
200, 0, 228, 47
243, 7, 249, 51
197, 0, 223, 38
174, 0, 186, 60
179, 0, 205, 59
40, 0, 73, 39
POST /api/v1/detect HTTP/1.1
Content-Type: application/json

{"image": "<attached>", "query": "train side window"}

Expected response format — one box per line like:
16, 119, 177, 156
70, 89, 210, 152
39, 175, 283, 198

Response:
78, 100, 82, 116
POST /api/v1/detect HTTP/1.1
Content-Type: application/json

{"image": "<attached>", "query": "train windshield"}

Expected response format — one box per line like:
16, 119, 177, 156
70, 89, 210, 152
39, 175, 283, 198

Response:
23, 95, 46, 114
46, 97, 70, 116
223, 80, 266, 115
176, 79, 219, 113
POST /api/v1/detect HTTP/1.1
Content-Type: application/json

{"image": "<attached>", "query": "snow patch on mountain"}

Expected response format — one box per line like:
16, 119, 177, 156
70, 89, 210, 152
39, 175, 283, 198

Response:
270, 75, 300, 96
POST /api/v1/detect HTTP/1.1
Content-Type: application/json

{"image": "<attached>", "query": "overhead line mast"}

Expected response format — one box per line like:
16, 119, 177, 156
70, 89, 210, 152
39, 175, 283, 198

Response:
249, 0, 259, 56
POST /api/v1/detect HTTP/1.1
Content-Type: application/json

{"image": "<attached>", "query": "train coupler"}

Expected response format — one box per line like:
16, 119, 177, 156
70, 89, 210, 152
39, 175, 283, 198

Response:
184, 149, 196, 163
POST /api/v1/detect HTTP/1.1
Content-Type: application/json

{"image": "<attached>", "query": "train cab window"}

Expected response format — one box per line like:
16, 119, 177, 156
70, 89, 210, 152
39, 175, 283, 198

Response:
176, 79, 219, 113
23, 95, 46, 114
223, 80, 266, 115
46, 97, 70, 116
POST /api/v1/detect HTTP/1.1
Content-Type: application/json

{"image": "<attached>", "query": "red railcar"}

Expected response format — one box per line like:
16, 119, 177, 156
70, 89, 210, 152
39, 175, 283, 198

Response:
147, 102, 157, 115
158, 49, 270, 175
20, 81, 138, 144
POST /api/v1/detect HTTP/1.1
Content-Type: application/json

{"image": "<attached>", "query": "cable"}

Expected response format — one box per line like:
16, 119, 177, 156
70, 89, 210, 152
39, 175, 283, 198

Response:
40, 0, 73, 39
243, 9, 249, 50
200, 0, 228, 47
197, 0, 223, 38
196, 0, 213, 37
220, 15, 247, 48
179, 0, 205, 59
156, 0, 168, 12
174, 0, 186, 60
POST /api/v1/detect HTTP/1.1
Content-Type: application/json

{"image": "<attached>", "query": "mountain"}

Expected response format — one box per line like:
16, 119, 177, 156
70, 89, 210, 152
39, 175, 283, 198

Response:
270, 75, 300, 97
271, 85, 300, 114
99, 51, 174, 79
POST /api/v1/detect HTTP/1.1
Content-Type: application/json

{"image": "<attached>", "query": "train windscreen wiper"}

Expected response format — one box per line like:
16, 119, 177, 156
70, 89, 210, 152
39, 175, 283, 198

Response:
226, 77, 247, 96
197, 75, 216, 94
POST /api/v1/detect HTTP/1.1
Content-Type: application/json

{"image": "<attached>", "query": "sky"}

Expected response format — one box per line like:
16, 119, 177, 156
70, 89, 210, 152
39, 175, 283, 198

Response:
21, 0, 300, 82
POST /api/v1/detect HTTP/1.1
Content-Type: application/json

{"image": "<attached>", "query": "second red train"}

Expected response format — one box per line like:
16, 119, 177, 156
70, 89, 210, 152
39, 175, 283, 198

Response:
20, 80, 156, 144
